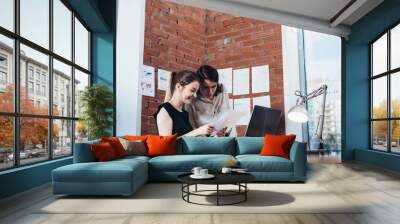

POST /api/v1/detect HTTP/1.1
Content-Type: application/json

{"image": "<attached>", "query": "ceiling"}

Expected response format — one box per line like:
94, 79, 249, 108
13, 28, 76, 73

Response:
170, 0, 384, 38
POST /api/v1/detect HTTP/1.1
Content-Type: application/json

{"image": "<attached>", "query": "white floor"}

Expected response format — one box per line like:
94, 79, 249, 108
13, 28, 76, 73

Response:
1, 162, 400, 224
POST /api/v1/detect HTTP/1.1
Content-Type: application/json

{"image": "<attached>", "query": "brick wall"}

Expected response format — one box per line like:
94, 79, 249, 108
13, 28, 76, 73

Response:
142, 0, 284, 135
205, 12, 284, 135
142, 0, 207, 134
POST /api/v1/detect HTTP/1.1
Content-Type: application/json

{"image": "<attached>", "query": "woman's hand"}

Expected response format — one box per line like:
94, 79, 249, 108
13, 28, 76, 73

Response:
196, 124, 214, 136
216, 127, 228, 137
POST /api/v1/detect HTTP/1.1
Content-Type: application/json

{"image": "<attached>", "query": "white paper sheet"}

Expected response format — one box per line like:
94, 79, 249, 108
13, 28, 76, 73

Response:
229, 98, 234, 110
158, 69, 170, 91
233, 68, 249, 95
233, 98, 251, 125
218, 68, 233, 94
251, 65, 270, 93
252, 95, 271, 108
141, 65, 155, 97
211, 110, 246, 133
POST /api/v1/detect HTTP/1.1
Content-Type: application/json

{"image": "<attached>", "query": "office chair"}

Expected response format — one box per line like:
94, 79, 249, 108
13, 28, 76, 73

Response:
245, 105, 282, 137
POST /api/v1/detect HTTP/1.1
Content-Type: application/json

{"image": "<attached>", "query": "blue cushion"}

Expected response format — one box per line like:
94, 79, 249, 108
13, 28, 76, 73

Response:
149, 154, 235, 172
116, 155, 150, 163
73, 140, 100, 163
178, 137, 236, 155
53, 159, 147, 183
236, 137, 263, 155
236, 155, 293, 172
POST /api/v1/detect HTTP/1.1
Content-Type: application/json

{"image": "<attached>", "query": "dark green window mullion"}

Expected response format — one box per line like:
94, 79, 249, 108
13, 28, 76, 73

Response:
387, 30, 391, 152
48, 0, 54, 160
71, 9, 76, 155
13, 0, 20, 167
370, 45, 373, 149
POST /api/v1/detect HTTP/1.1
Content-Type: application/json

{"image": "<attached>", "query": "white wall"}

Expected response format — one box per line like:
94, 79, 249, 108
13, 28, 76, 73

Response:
282, 26, 304, 142
116, 0, 146, 135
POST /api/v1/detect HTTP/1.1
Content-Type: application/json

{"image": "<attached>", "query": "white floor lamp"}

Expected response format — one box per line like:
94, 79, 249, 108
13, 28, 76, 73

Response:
288, 84, 328, 150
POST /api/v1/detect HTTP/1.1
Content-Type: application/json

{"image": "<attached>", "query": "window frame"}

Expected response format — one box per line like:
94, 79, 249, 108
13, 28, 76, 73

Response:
0, 0, 92, 171
370, 21, 400, 154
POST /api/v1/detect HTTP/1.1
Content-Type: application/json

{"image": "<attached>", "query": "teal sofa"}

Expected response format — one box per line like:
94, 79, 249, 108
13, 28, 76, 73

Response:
52, 137, 307, 196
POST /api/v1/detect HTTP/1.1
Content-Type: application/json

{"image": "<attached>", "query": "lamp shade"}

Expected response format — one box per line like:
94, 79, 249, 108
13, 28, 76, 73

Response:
288, 104, 309, 123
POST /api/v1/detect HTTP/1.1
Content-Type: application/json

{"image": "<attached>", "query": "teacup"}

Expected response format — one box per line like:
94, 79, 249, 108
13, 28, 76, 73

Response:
191, 167, 202, 176
199, 169, 208, 176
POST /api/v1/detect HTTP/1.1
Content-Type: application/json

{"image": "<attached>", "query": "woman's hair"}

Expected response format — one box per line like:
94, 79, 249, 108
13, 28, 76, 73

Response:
196, 65, 222, 94
169, 70, 199, 94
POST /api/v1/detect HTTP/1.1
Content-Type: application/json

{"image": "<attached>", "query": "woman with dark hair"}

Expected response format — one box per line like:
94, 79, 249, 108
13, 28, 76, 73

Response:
154, 70, 214, 137
188, 65, 234, 136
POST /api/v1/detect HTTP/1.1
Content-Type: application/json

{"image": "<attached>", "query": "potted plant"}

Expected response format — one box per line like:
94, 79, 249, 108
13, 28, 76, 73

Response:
79, 84, 114, 140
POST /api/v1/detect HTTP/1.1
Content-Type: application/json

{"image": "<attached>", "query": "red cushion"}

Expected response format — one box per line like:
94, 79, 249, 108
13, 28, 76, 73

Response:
123, 135, 148, 141
101, 137, 127, 158
146, 135, 177, 157
260, 134, 296, 159
91, 142, 117, 161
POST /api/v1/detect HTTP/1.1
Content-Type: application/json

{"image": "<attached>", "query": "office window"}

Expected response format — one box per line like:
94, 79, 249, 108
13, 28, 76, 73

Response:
74, 69, 89, 118
53, 59, 72, 116
19, 117, 49, 165
0, 116, 13, 170
75, 18, 89, 70
53, 119, 72, 158
372, 34, 387, 77
0, 0, 91, 170
304, 30, 342, 152
0, 52, 8, 90
0, 0, 14, 31
20, 0, 49, 49
391, 24, 400, 70
21, 44, 49, 116
370, 23, 400, 153
53, 0, 72, 60
0, 35, 13, 113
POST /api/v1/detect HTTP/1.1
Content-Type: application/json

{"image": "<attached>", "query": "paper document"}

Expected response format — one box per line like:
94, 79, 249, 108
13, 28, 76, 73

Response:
211, 110, 246, 132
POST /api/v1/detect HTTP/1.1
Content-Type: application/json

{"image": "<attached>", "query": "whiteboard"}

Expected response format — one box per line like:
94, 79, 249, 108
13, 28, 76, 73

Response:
251, 65, 270, 93
233, 68, 250, 95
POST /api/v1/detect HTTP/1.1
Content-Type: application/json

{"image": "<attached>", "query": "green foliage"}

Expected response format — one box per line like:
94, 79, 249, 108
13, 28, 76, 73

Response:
372, 99, 400, 141
79, 84, 113, 140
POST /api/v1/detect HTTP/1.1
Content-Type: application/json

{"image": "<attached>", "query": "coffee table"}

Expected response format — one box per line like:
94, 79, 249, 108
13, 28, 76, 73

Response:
177, 172, 255, 206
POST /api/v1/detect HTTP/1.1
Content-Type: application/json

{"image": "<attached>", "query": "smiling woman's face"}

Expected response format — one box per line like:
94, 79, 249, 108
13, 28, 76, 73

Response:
199, 79, 218, 100
177, 81, 199, 104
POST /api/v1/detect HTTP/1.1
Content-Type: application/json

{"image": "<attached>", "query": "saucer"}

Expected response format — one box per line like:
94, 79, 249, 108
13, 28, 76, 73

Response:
190, 174, 215, 179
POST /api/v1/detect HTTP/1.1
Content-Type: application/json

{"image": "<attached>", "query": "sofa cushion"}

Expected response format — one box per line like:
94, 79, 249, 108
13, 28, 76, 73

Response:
178, 137, 236, 155
119, 138, 147, 156
73, 139, 100, 163
147, 135, 177, 157
53, 158, 147, 183
148, 154, 235, 172
91, 142, 118, 161
236, 155, 293, 172
260, 134, 296, 159
101, 137, 127, 158
236, 137, 263, 155
115, 155, 150, 163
